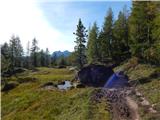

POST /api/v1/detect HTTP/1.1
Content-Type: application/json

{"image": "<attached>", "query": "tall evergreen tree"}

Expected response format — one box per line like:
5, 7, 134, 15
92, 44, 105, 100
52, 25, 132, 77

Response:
87, 22, 100, 63
113, 6, 130, 62
129, 1, 157, 58
152, 3, 160, 41
45, 48, 50, 67
98, 30, 106, 62
31, 38, 39, 67
73, 18, 88, 68
100, 8, 114, 62
145, 2, 158, 45
40, 49, 45, 66
9, 35, 23, 69
1, 43, 11, 72
144, 2, 160, 64
129, 2, 147, 58
1, 42, 10, 59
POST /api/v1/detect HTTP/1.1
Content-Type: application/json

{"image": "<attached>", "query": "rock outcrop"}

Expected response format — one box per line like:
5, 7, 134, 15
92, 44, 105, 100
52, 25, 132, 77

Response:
77, 64, 114, 87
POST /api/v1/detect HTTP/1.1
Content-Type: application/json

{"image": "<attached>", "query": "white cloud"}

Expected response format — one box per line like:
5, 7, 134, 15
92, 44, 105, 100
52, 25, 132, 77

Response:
0, 0, 74, 53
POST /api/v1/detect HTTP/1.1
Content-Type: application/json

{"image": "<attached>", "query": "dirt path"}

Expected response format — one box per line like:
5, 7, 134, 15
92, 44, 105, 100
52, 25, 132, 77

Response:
91, 88, 140, 120
126, 96, 139, 120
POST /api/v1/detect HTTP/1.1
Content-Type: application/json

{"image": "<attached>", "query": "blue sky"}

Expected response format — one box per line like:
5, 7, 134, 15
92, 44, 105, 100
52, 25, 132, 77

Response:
40, 1, 131, 31
0, 0, 132, 53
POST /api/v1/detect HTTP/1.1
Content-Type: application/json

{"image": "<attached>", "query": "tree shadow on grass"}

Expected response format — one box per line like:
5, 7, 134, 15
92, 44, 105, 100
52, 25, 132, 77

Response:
129, 70, 160, 86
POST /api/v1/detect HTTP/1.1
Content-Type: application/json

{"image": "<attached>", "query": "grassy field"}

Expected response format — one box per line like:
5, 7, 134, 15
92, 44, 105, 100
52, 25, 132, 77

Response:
1, 67, 110, 120
2, 61, 160, 120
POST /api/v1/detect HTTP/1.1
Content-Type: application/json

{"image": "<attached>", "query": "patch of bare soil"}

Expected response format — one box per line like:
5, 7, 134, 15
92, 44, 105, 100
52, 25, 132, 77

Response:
91, 88, 140, 120
126, 97, 139, 120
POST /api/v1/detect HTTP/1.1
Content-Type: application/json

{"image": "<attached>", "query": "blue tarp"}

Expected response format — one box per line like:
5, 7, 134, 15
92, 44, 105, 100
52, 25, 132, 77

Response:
104, 71, 129, 88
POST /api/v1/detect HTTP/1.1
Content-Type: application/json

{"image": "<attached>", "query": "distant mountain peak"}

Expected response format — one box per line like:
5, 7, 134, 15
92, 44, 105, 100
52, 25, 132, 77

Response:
52, 50, 71, 58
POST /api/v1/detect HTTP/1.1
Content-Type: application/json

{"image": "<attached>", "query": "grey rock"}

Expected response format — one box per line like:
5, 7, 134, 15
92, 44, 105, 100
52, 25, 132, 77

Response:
77, 64, 114, 87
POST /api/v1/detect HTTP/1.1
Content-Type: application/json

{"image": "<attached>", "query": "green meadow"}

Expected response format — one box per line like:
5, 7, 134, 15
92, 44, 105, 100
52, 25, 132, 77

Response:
2, 61, 160, 120
1, 68, 110, 120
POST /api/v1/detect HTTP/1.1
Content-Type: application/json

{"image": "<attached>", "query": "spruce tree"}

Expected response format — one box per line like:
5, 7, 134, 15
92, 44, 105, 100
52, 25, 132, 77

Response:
98, 30, 106, 62
73, 18, 88, 68
1, 43, 11, 72
145, 2, 160, 64
113, 6, 130, 62
1, 42, 10, 59
129, 2, 157, 58
100, 8, 114, 62
40, 49, 45, 66
9, 35, 23, 69
45, 48, 50, 67
152, 2, 160, 41
145, 1, 158, 45
87, 22, 99, 63
129, 2, 146, 58
31, 38, 39, 67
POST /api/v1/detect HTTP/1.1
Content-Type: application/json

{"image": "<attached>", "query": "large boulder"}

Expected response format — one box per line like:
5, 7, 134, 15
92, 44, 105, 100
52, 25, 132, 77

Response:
77, 64, 114, 87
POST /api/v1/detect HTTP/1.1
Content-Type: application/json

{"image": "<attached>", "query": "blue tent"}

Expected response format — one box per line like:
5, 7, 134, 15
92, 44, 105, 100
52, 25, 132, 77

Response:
104, 71, 129, 88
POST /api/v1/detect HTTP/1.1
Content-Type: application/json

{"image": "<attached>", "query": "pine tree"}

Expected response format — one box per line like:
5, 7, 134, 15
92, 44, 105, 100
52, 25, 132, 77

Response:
9, 35, 23, 69
100, 8, 114, 62
113, 6, 130, 62
145, 1, 158, 45
45, 48, 50, 67
152, 2, 160, 41
98, 30, 106, 62
73, 18, 88, 68
40, 49, 45, 66
1, 43, 11, 72
129, 1, 158, 61
87, 22, 99, 63
129, 2, 147, 58
9, 36, 16, 69
144, 2, 160, 65
1, 42, 10, 59
16, 37, 23, 67
31, 38, 39, 67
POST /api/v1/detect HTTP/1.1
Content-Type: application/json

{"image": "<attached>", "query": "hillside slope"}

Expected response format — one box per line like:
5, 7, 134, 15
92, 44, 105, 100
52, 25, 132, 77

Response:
114, 59, 160, 120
